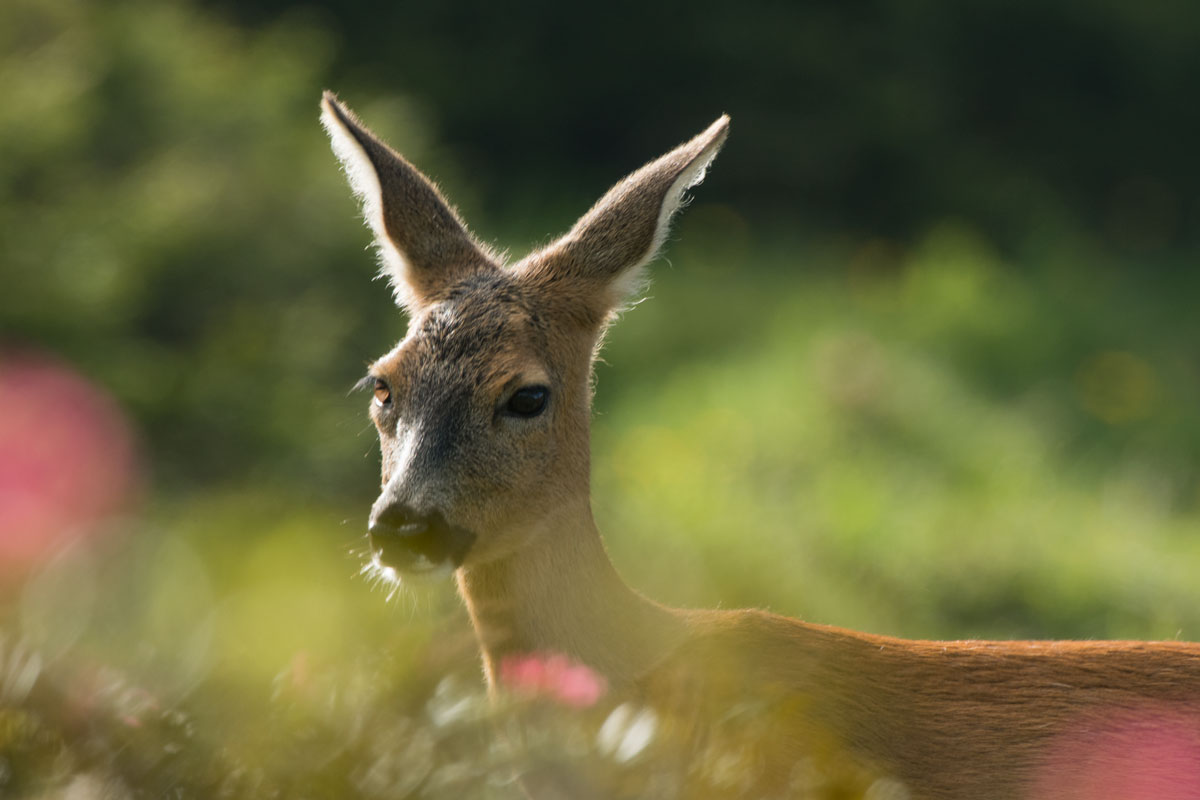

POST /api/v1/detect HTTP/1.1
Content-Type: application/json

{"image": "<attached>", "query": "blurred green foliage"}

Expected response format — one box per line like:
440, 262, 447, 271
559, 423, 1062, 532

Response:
596, 224, 1200, 641
1, 0, 408, 496
2, 0, 1200, 796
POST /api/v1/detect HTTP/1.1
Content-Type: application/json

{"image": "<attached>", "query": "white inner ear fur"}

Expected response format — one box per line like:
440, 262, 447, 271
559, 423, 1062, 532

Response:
320, 103, 418, 310
609, 118, 729, 308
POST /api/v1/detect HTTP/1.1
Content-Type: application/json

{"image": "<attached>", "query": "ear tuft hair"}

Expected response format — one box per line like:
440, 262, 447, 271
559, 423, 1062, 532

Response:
321, 92, 413, 306
320, 91, 497, 310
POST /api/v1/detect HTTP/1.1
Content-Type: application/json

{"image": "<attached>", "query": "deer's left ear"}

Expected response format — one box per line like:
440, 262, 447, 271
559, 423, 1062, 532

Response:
516, 115, 729, 320
320, 91, 497, 310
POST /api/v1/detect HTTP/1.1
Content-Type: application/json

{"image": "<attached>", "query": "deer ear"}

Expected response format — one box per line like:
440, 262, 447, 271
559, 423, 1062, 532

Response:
320, 91, 496, 309
517, 115, 729, 319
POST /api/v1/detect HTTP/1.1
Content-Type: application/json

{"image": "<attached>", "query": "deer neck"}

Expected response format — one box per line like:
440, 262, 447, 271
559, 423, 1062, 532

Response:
457, 504, 686, 687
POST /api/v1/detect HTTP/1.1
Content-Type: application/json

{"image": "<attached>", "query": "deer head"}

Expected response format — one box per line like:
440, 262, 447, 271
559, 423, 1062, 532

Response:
321, 92, 728, 580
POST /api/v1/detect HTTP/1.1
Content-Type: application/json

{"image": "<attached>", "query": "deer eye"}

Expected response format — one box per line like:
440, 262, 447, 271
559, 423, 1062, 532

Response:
373, 378, 391, 407
505, 386, 549, 418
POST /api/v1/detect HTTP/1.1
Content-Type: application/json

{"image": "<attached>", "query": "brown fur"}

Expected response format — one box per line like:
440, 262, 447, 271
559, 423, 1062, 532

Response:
321, 92, 1200, 798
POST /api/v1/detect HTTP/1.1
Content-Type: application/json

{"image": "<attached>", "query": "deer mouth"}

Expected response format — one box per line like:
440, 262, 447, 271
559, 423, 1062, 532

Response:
367, 507, 476, 573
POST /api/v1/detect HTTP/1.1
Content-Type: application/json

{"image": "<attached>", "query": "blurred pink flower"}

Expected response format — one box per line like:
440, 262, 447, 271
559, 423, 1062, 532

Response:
1034, 703, 1200, 799
499, 652, 608, 708
0, 353, 138, 584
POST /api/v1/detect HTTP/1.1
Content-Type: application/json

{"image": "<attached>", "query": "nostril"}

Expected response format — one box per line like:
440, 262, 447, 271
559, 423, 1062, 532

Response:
369, 504, 429, 537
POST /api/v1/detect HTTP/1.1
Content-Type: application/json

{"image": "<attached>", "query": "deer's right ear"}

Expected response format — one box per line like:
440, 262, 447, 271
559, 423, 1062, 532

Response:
320, 92, 496, 309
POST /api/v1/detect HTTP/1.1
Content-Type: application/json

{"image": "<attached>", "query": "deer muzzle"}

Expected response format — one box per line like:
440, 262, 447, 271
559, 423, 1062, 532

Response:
367, 504, 476, 572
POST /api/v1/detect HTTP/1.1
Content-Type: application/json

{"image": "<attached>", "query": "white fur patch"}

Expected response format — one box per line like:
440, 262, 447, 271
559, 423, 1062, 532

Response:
359, 549, 455, 602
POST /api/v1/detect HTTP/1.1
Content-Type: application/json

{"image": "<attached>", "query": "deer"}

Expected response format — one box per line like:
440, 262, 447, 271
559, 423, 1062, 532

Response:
319, 91, 1200, 799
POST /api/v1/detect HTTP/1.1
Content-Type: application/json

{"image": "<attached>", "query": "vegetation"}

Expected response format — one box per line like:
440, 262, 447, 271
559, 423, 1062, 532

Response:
2, 0, 1198, 795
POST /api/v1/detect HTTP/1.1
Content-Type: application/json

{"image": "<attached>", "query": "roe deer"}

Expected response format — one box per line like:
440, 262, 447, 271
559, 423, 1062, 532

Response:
320, 91, 1200, 799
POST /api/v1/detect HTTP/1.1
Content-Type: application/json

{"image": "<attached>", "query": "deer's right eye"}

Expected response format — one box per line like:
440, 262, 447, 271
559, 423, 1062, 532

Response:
373, 378, 392, 407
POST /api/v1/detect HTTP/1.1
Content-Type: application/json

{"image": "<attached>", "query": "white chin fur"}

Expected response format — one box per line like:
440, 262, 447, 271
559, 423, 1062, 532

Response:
360, 551, 455, 599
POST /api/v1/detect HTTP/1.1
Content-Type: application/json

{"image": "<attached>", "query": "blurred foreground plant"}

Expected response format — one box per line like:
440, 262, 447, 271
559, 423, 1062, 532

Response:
0, 621, 894, 799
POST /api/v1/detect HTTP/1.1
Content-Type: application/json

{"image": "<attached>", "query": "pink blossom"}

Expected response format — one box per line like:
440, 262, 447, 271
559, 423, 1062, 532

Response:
0, 353, 138, 587
499, 652, 608, 708
500, 653, 546, 691
553, 661, 608, 708
1033, 704, 1200, 799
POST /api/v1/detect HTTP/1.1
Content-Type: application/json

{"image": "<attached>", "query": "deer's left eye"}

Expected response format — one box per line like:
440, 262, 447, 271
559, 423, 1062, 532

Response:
505, 386, 549, 418
373, 378, 391, 407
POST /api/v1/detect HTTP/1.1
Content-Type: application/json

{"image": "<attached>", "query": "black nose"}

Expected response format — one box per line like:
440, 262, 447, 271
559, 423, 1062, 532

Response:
368, 504, 429, 537
367, 504, 476, 572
